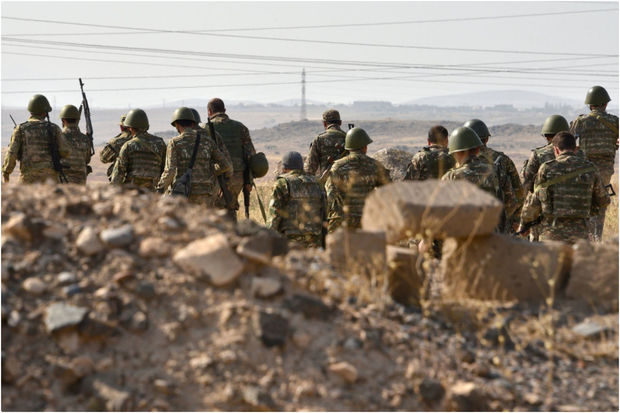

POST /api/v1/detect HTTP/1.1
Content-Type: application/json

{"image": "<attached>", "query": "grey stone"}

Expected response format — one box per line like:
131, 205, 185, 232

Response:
43, 222, 69, 240
343, 337, 363, 350
572, 320, 613, 339
251, 277, 282, 298
91, 379, 132, 411
241, 385, 277, 411
254, 311, 289, 347
76, 227, 105, 256
134, 281, 156, 299
63, 284, 82, 297
44, 303, 88, 333
418, 377, 445, 404
370, 147, 413, 181
283, 294, 332, 320
446, 381, 488, 411
22, 277, 47, 295
100, 224, 134, 247
237, 233, 273, 264
57, 272, 78, 286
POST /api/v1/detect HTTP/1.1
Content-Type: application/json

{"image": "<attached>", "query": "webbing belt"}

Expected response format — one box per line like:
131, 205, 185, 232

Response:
534, 166, 596, 193
589, 113, 619, 136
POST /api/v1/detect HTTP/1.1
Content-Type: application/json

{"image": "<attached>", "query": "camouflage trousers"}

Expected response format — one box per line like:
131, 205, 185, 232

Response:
188, 193, 217, 208
65, 172, 87, 185
19, 168, 61, 184
539, 217, 589, 244
286, 233, 323, 248
216, 172, 244, 210
590, 166, 613, 241
127, 177, 158, 191
327, 215, 362, 233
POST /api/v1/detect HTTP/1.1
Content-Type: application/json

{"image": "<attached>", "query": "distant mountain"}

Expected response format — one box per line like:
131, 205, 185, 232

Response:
405, 90, 582, 108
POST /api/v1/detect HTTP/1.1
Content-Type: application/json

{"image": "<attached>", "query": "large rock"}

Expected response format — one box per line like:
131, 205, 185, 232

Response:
386, 246, 423, 306
361, 180, 503, 242
564, 240, 618, 311
326, 228, 386, 273
173, 233, 244, 286
441, 233, 571, 302
370, 147, 414, 181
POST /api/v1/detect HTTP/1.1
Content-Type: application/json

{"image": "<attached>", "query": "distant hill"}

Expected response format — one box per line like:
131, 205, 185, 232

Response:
406, 90, 582, 109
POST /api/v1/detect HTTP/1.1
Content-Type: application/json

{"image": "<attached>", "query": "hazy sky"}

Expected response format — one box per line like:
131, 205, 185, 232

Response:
1, 1, 618, 108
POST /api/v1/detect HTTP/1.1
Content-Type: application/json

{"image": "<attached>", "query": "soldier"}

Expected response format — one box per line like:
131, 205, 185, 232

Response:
464, 119, 523, 231
305, 109, 347, 182
157, 107, 232, 206
2, 94, 69, 184
441, 126, 501, 200
404, 125, 455, 180
207, 98, 256, 211
59, 104, 91, 185
570, 85, 619, 241
194, 107, 233, 170
268, 151, 327, 248
519, 132, 610, 243
100, 114, 132, 180
325, 127, 391, 231
110, 108, 166, 191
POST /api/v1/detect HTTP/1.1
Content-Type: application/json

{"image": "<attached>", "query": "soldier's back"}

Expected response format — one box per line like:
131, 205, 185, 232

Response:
118, 133, 165, 188
278, 171, 325, 246
62, 127, 91, 184
331, 152, 390, 210
406, 145, 454, 180
571, 110, 619, 164
442, 156, 500, 198
14, 118, 65, 183
171, 129, 219, 194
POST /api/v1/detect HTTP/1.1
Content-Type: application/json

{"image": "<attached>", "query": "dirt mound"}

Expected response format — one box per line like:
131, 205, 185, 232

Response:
1, 183, 618, 411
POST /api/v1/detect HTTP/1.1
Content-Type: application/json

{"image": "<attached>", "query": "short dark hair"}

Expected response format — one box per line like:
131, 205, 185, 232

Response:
62, 119, 77, 125
552, 131, 576, 151
174, 119, 194, 128
208, 98, 226, 113
428, 125, 448, 143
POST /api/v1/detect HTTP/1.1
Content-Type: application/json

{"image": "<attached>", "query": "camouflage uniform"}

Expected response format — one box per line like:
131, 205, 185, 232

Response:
61, 125, 91, 185
2, 115, 70, 184
404, 144, 455, 180
267, 170, 327, 247
441, 155, 501, 200
197, 123, 233, 173
157, 128, 233, 206
209, 113, 255, 209
570, 109, 619, 239
325, 151, 391, 231
304, 124, 347, 179
520, 152, 610, 243
110, 132, 166, 191
100, 130, 132, 179
479, 146, 523, 223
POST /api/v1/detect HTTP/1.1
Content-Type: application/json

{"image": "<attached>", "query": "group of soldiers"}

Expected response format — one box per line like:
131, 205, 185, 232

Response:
2, 85, 617, 248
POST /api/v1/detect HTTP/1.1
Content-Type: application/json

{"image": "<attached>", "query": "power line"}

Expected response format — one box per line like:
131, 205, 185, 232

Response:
2, 16, 618, 57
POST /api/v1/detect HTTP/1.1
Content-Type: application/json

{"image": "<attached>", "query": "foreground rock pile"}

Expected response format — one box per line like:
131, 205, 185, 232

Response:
1, 183, 618, 411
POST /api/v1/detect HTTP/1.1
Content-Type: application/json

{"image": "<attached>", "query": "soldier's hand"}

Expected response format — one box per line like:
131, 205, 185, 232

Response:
245, 184, 252, 193
2, 173, 9, 183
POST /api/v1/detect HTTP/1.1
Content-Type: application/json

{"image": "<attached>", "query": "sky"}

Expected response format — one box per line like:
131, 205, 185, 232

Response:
1, 1, 618, 109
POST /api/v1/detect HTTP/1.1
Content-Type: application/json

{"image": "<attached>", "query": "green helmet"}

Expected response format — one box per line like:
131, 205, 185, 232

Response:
170, 106, 196, 126
249, 152, 269, 178
190, 108, 201, 124
584, 85, 611, 106
59, 104, 80, 120
123, 108, 149, 130
463, 119, 490, 139
448, 126, 483, 154
541, 115, 569, 136
345, 127, 372, 150
27, 94, 52, 114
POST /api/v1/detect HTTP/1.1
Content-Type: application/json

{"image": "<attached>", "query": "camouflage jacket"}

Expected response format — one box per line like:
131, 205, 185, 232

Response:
326, 151, 391, 231
404, 144, 455, 181
521, 143, 587, 193
110, 132, 166, 190
209, 113, 255, 175
156, 128, 233, 197
196, 124, 233, 174
479, 146, 523, 218
61, 125, 92, 184
570, 109, 619, 168
442, 155, 501, 200
521, 152, 609, 225
2, 115, 69, 183
267, 169, 326, 245
304, 124, 347, 176
100, 130, 132, 178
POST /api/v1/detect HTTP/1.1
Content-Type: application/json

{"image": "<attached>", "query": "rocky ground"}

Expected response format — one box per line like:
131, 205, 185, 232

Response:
1, 183, 618, 411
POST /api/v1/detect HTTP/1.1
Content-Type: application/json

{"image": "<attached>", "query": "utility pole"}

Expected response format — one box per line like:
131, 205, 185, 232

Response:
300, 68, 307, 121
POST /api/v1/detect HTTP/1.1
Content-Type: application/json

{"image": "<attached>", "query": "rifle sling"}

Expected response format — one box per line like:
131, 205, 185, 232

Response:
589, 113, 619, 136
187, 131, 202, 171
534, 166, 597, 193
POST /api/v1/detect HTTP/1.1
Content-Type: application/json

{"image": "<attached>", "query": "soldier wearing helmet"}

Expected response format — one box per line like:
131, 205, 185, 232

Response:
100, 113, 132, 180
110, 108, 166, 191
59, 104, 91, 185
2, 94, 69, 184
305, 109, 347, 182
325, 127, 391, 231
268, 151, 327, 247
569, 86, 619, 241
441, 126, 501, 200
156, 107, 232, 206
464, 119, 522, 233
404, 125, 455, 181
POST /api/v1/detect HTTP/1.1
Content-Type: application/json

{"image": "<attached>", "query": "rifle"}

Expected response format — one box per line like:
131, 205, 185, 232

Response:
46, 114, 68, 183
516, 216, 542, 236
605, 184, 616, 197
207, 116, 235, 218
9, 115, 17, 127
78, 78, 95, 156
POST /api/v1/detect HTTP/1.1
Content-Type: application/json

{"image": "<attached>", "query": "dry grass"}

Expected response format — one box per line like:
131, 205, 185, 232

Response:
603, 174, 618, 240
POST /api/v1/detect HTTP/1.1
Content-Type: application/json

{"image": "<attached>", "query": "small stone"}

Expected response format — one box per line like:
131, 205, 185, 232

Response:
76, 227, 104, 256
447, 381, 488, 411
8, 310, 21, 328
55, 330, 80, 353
70, 356, 94, 378
57, 272, 78, 285
43, 222, 69, 240
282, 294, 331, 320
572, 320, 612, 339
44, 303, 88, 333
128, 311, 148, 331
113, 271, 134, 284
418, 377, 445, 404
63, 284, 82, 297
138, 237, 170, 258
91, 379, 132, 411
294, 382, 316, 399
328, 361, 358, 383
219, 349, 237, 364
100, 224, 134, 247
343, 337, 363, 350
241, 385, 276, 411
154, 379, 174, 395
236, 233, 273, 264
135, 281, 156, 299
251, 277, 282, 298
254, 311, 289, 347
292, 331, 311, 348
190, 355, 213, 370
3, 213, 44, 242
158, 216, 182, 230
22, 277, 47, 295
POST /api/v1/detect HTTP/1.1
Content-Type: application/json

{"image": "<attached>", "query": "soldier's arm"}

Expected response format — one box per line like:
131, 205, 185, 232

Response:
55, 125, 70, 159
520, 168, 545, 224
241, 124, 256, 157
267, 178, 289, 231
212, 144, 233, 179
100, 135, 121, 163
591, 170, 611, 215
404, 156, 421, 181
325, 173, 344, 232
521, 151, 539, 193
110, 145, 130, 184
2, 125, 23, 181
304, 138, 320, 175
156, 141, 176, 192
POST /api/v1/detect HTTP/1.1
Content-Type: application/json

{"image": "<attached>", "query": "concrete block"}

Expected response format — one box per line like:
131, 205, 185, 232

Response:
326, 228, 386, 273
361, 180, 503, 243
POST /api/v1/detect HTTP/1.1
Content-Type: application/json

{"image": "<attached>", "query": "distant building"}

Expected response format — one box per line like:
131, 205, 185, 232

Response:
352, 101, 394, 111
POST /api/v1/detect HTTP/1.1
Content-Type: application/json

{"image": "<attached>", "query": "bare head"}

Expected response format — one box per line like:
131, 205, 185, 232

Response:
427, 125, 449, 147
552, 131, 577, 156
207, 98, 226, 117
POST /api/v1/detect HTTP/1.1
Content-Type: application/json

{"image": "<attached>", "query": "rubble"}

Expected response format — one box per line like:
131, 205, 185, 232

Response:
385, 246, 423, 306
326, 228, 386, 272
370, 147, 413, 181
75, 226, 104, 256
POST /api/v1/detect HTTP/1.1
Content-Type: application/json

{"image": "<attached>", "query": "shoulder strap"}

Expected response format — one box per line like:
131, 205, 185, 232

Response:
188, 130, 202, 170
589, 113, 619, 136
534, 165, 597, 193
